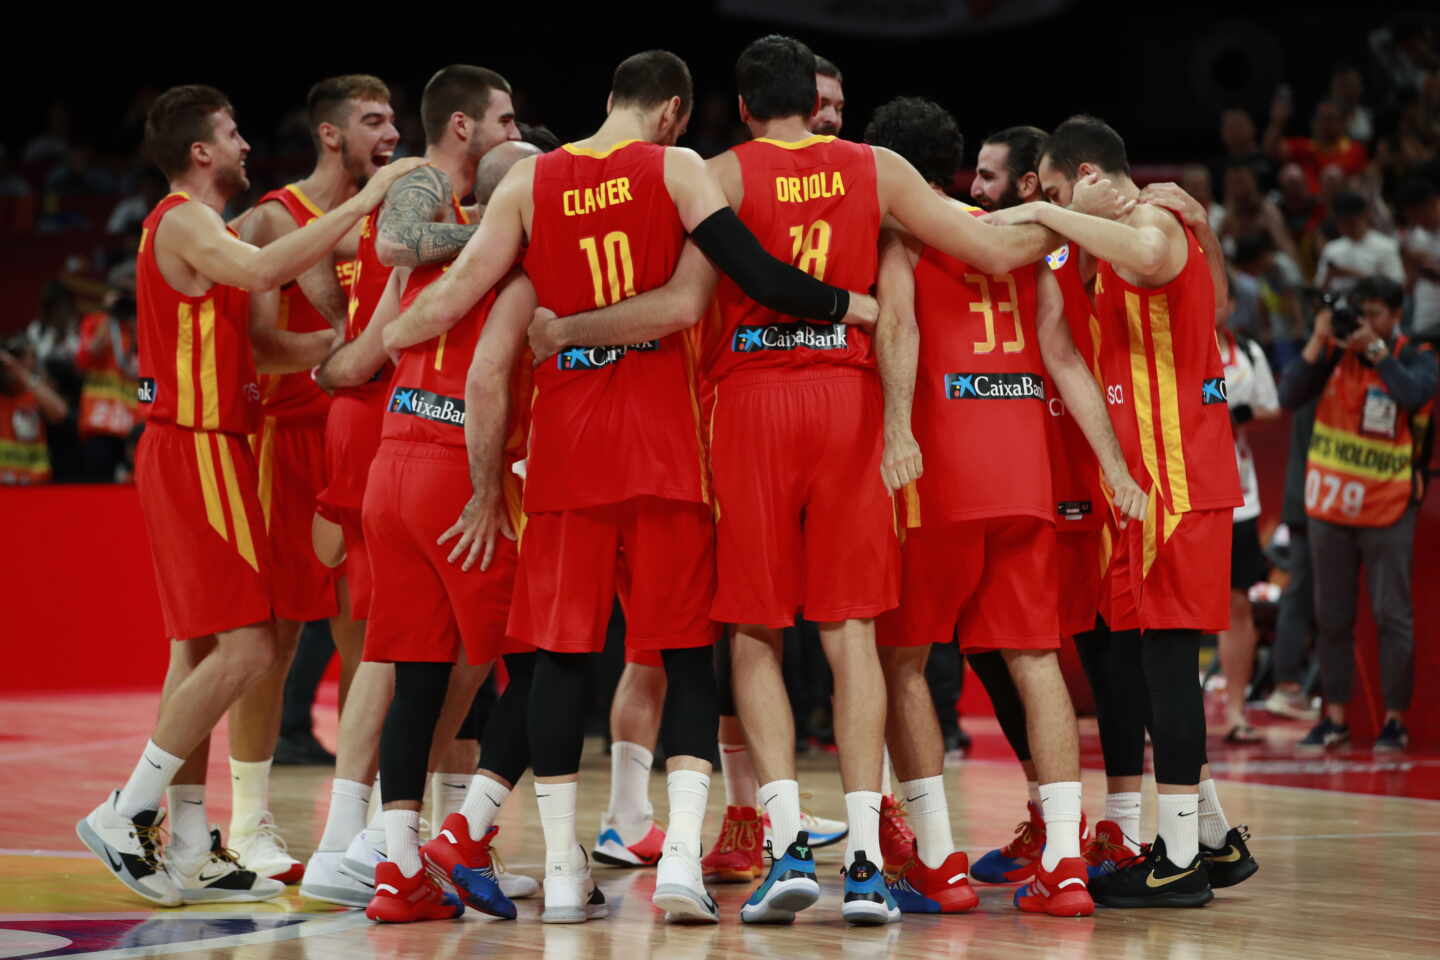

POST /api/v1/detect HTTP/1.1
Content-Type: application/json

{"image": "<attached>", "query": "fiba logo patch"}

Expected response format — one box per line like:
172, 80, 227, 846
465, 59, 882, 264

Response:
137, 377, 156, 404
944, 372, 1046, 400
1201, 378, 1229, 405
732, 322, 848, 352
557, 341, 659, 370
1045, 244, 1070, 271
388, 386, 466, 426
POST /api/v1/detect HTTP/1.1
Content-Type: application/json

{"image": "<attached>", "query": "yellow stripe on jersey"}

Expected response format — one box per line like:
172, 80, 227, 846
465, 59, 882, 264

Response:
215, 435, 259, 572
708, 383, 722, 522
138, 227, 149, 256
285, 184, 325, 220
561, 139, 642, 159
255, 417, 277, 529
1099, 524, 1114, 578
1141, 485, 1160, 579
176, 302, 196, 427
902, 481, 921, 530
193, 432, 228, 541
434, 332, 447, 372
198, 299, 220, 430
1147, 293, 1191, 513
752, 134, 835, 150
680, 325, 709, 506
1087, 312, 1104, 382
1124, 292, 1161, 499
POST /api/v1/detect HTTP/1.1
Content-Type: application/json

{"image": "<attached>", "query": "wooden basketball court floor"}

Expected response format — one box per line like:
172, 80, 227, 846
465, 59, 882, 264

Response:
3, 690, 1439, 960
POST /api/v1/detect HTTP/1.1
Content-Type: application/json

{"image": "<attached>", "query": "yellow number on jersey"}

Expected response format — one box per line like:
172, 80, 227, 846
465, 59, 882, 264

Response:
965, 272, 1025, 354
580, 231, 636, 308
787, 219, 832, 280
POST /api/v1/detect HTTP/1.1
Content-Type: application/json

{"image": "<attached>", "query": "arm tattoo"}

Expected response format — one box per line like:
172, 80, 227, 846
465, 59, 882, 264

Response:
377, 165, 478, 266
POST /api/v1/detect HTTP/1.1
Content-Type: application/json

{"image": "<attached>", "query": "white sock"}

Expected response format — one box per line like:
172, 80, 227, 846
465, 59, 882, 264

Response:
367, 779, 383, 829
844, 790, 883, 865
899, 776, 952, 868
1038, 781, 1083, 871
318, 778, 371, 852
719, 742, 757, 809
536, 780, 579, 867
459, 774, 511, 842
116, 741, 183, 818
383, 809, 422, 877
1104, 791, 1143, 848
665, 770, 710, 857
759, 779, 801, 853
1197, 779, 1231, 849
1027, 781, 1041, 808
881, 747, 893, 796
166, 785, 210, 855
229, 757, 272, 833
430, 771, 470, 827
607, 741, 654, 835
1156, 793, 1199, 867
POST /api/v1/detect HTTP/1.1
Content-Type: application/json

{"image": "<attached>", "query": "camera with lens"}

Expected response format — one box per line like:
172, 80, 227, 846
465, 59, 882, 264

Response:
1302, 288, 1359, 340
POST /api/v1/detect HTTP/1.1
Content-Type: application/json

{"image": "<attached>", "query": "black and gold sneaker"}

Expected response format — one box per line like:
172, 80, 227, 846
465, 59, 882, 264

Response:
1089, 836, 1213, 908
1199, 825, 1258, 889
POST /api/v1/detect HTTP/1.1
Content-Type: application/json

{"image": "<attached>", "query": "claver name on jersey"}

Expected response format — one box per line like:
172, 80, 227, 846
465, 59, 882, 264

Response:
563, 178, 633, 217
775, 171, 846, 203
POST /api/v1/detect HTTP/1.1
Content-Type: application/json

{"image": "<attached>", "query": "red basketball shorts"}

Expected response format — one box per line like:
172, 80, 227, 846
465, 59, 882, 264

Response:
361, 440, 524, 665
877, 516, 1059, 653
136, 422, 273, 640
1055, 528, 1111, 638
318, 389, 387, 619
508, 496, 716, 656
709, 368, 899, 627
1124, 498, 1233, 633
252, 415, 338, 622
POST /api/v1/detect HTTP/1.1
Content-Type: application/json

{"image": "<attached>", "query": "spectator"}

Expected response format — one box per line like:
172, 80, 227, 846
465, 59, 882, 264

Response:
73, 285, 140, 482
1279, 276, 1438, 753
1265, 96, 1370, 195
1274, 162, 1326, 279
1399, 178, 1440, 344
1219, 159, 1300, 267
1330, 63, 1374, 144
1226, 235, 1269, 342
1372, 88, 1439, 198
1180, 163, 1225, 234
0, 339, 69, 485
1217, 107, 1274, 191
1315, 191, 1404, 293
106, 167, 168, 237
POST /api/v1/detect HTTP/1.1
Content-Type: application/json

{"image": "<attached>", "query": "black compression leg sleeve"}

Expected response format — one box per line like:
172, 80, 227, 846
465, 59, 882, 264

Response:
379, 661, 453, 805
1141, 629, 1206, 785
1073, 620, 1149, 778
478, 652, 535, 785
714, 627, 736, 717
529, 649, 590, 778
968, 650, 1031, 763
661, 645, 720, 766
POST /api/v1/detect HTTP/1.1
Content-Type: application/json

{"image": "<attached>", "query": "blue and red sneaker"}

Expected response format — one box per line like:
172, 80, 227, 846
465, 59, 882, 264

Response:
592, 814, 666, 867
1013, 857, 1094, 917
972, 802, 1046, 884
1083, 820, 1143, 881
885, 851, 979, 914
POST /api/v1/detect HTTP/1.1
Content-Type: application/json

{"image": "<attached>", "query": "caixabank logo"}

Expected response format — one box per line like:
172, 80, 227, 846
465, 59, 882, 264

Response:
557, 341, 659, 370
137, 377, 156, 403
389, 387, 466, 426
732, 322, 848, 352
944, 372, 1046, 400
1202, 377, 1229, 405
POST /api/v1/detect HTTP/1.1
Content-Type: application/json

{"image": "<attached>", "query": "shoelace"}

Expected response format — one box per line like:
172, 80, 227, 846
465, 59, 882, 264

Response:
882, 798, 916, 842
1002, 817, 1039, 857
252, 815, 292, 854
1085, 834, 1130, 864
133, 819, 171, 870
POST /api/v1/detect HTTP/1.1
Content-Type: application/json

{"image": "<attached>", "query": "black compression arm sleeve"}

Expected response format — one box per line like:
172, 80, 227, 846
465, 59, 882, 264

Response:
690, 207, 850, 322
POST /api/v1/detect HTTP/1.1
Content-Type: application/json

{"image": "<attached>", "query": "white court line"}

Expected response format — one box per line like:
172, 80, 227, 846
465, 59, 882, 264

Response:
0, 910, 369, 960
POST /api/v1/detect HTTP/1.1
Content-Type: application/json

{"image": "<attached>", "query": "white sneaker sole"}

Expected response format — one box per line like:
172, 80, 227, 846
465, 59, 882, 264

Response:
76, 817, 180, 907
843, 899, 901, 925
179, 882, 286, 904
339, 855, 380, 886
740, 877, 819, 924
653, 884, 719, 923
591, 838, 651, 867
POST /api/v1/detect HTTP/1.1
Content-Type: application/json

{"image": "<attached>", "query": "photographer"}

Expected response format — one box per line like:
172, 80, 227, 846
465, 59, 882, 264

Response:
1279, 276, 1438, 752
73, 281, 140, 482
0, 338, 70, 485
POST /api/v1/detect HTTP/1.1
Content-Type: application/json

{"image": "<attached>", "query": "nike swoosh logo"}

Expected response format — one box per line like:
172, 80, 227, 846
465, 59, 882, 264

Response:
1206, 845, 1242, 863
633, 757, 650, 769
868, 806, 881, 817
1177, 811, 1195, 817
377, 883, 401, 895
198, 870, 226, 883
1146, 867, 1198, 888
537, 793, 551, 799
408, 826, 419, 834
905, 793, 928, 803
105, 849, 123, 872
443, 782, 468, 789
760, 794, 776, 807
146, 758, 162, 769
488, 796, 502, 807
946, 872, 967, 884
183, 800, 204, 805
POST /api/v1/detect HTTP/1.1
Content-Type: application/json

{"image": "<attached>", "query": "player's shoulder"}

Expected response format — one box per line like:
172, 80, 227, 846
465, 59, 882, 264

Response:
230, 196, 292, 243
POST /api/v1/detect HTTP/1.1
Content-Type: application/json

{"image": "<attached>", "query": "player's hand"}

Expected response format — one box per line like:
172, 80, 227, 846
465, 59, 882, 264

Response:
881, 428, 923, 493
1071, 172, 1135, 220
981, 202, 1045, 226
1106, 472, 1148, 528
1138, 182, 1206, 227
529, 306, 563, 365
437, 489, 515, 572
358, 157, 430, 207
844, 292, 879, 328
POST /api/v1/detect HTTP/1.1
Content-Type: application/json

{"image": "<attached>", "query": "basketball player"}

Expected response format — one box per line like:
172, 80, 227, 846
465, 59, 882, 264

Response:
299, 66, 534, 909
813, 55, 844, 136
75, 84, 421, 906
990, 115, 1250, 906
864, 96, 1144, 917
384, 49, 879, 924
220, 74, 397, 885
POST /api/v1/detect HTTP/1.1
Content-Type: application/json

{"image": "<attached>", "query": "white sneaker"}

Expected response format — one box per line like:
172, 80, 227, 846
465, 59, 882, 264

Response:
653, 841, 718, 923
339, 824, 386, 887
301, 849, 374, 908
763, 809, 848, 849
497, 866, 540, 899
76, 790, 181, 907
230, 812, 302, 884
542, 846, 608, 923
172, 829, 285, 903
1264, 689, 1320, 721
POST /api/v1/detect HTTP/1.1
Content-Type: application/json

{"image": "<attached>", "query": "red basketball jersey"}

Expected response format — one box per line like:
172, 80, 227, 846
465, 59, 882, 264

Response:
522, 139, 704, 513
339, 208, 394, 404
707, 135, 880, 384
1094, 214, 1242, 513
904, 209, 1050, 528
136, 193, 259, 435
1045, 243, 1108, 532
254, 185, 348, 421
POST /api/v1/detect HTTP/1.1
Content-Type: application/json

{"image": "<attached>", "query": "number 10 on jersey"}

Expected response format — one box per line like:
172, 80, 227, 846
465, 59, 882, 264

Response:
580, 231, 636, 308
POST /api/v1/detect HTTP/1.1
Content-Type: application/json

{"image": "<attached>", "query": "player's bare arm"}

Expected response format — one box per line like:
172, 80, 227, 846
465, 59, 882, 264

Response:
1034, 266, 1146, 524
1137, 181, 1230, 312
872, 146, 1058, 275
382, 158, 535, 353
247, 287, 336, 374
375, 165, 477, 268
235, 201, 349, 331
1003, 189, 1186, 288
529, 238, 718, 363
439, 270, 535, 573
875, 227, 923, 493
161, 157, 425, 294
315, 267, 409, 389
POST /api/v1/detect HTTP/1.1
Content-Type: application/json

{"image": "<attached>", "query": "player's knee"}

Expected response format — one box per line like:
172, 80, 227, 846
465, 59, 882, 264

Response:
1229, 589, 1250, 619
878, 644, 928, 683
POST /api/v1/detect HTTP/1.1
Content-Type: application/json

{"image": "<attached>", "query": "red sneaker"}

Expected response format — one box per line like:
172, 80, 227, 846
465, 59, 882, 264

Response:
971, 801, 1047, 884
1014, 857, 1094, 917
701, 805, 763, 883
1083, 820, 1141, 880
420, 813, 516, 918
886, 851, 980, 913
364, 861, 464, 923
879, 795, 917, 876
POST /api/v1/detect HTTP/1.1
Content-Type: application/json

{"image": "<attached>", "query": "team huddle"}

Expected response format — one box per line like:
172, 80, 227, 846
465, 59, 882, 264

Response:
75, 35, 1260, 927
